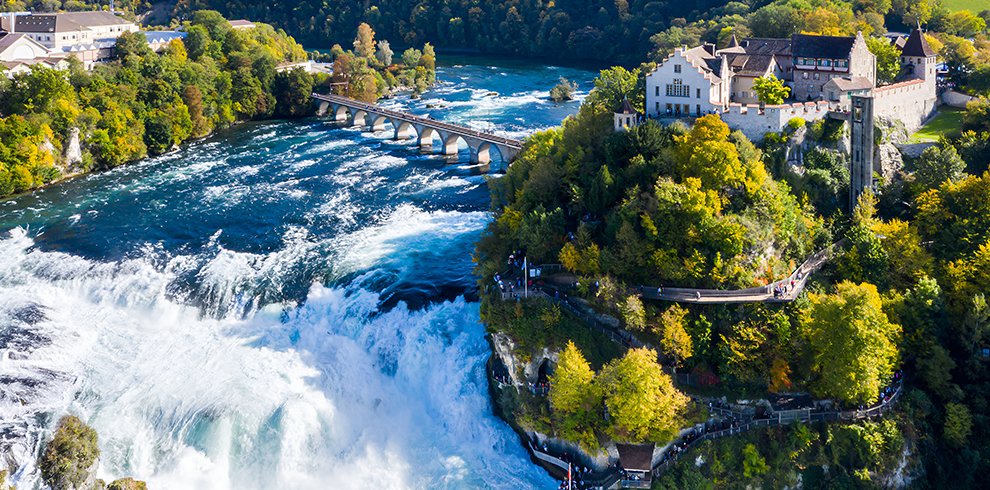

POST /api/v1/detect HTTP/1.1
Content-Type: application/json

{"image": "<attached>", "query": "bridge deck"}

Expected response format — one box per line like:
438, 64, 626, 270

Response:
313, 93, 524, 149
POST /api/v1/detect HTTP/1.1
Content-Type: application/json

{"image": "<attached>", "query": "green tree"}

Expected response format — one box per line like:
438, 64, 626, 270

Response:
752, 74, 790, 105
115, 31, 152, 61
598, 348, 688, 442
866, 36, 902, 85
550, 341, 596, 414
401, 47, 422, 67
659, 304, 693, 370
620, 295, 646, 331
913, 144, 966, 190
40, 415, 99, 490
802, 281, 901, 405
943, 402, 973, 448
273, 68, 315, 117
742, 443, 769, 478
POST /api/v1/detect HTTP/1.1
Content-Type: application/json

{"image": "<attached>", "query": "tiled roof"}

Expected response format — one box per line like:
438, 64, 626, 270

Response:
825, 76, 873, 91
791, 34, 855, 59
1, 11, 130, 33
901, 27, 935, 57
725, 53, 776, 77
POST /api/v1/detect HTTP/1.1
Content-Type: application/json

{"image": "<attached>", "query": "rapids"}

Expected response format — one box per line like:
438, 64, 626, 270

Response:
0, 58, 597, 489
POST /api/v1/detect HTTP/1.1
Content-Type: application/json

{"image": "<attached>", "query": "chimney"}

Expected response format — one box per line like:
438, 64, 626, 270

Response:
8, 13, 15, 34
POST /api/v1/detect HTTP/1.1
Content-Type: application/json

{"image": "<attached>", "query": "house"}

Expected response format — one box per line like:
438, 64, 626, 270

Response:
228, 19, 256, 30
0, 31, 50, 62
645, 43, 729, 118
616, 443, 654, 489
791, 32, 875, 100
1, 11, 138, 50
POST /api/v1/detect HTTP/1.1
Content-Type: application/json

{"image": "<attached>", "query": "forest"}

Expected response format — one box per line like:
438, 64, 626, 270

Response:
475, 58, 990, 490
0, 10, 320, 198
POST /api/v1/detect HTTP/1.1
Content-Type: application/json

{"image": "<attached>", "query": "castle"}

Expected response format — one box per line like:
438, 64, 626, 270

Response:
640, 27, 938, 141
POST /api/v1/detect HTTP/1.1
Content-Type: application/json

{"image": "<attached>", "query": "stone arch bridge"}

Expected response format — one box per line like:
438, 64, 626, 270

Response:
313, 93, 523, 166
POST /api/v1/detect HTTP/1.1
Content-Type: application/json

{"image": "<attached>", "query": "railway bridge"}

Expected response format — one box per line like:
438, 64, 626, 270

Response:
313, 93, 524, 166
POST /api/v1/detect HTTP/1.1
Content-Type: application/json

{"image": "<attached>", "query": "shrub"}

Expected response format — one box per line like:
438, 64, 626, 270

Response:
40, 415, 99, 490
786, 117, 806, 131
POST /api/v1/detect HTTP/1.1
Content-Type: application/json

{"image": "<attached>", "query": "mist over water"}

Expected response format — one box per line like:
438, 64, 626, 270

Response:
0, 59, 596, 489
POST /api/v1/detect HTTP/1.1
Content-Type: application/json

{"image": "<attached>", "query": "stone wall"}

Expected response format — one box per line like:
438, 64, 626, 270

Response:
872, 79, 936, 133
942, 90, 976, 108
719, 101, 834, 141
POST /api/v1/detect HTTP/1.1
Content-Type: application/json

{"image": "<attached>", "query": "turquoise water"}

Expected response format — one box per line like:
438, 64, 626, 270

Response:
0, 60, 597, 489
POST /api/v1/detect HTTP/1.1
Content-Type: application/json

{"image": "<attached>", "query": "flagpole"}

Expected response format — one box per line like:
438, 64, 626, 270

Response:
524, 257, 528, 298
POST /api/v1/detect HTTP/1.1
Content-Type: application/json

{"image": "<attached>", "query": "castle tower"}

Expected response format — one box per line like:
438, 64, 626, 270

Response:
900, 24, 937, 97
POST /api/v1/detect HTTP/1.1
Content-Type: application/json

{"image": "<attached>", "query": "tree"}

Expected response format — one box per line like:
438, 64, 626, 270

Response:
866, 36, 902, 85
943, 402, 973, 448
620, 295, 646, 331
183, 25, 212, 61
598, 348, 688, 442
375, 40, 393, 66
742, 443, 769, 478
659, 304, 693, 370
40, 415, 99, 490
401, 47, 422, 67
802, 281, 901, 405
273, 68, 315, 117
550, 77, 577, 102
115, 31, 152, 61
420, 43, 437, 71
353, 23, 376, 59
584, 66, 641, 115
913, 144, 966, 190
752, 74, 790, 105
550, 341, 597, 415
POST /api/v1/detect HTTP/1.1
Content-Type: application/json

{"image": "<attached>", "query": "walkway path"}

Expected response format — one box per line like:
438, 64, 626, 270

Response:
527, 379, 903, 487
637, 241, 842, 304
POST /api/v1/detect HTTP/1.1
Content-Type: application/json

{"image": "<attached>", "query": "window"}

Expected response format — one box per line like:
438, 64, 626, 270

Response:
674, 64, 681, 73
655, 101, 660, 112
655, 86, 660, 97
814, 73, 820, 80
696, 88, 701, 98
696, 104, 701, 116
818, 59, 831, 67
666, 79, 690, 97
741, 91, 749, 98
836, 60, 848, 68
802, 72, 808, 80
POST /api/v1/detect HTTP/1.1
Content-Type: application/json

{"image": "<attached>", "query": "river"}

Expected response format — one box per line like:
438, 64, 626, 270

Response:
0, 59, 597, 489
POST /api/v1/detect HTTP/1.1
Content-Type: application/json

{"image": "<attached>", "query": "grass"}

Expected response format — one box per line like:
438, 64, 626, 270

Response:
941, 0, 990, 12
907, 107, 964, 144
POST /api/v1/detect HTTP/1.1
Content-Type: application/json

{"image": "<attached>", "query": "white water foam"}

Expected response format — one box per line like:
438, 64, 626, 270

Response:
0, 227, 551, 489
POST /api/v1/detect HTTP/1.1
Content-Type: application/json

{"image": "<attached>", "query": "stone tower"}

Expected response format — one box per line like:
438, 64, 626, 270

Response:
900, 24, 937, 96
849, 95, 875, 211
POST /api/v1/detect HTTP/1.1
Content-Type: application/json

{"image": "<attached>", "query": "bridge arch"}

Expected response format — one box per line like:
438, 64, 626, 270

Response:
418, 127, 441, 149
474, 142, 506, 165
443, 133, 466, 157
370, 114, 389, 131
351, 110, 368, 127
333, 105, 350, 122
394, 120, 417, 140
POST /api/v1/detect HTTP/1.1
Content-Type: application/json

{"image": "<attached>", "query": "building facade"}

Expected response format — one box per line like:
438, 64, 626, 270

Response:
1, 11, 137, 50
644, 27, 937, 139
